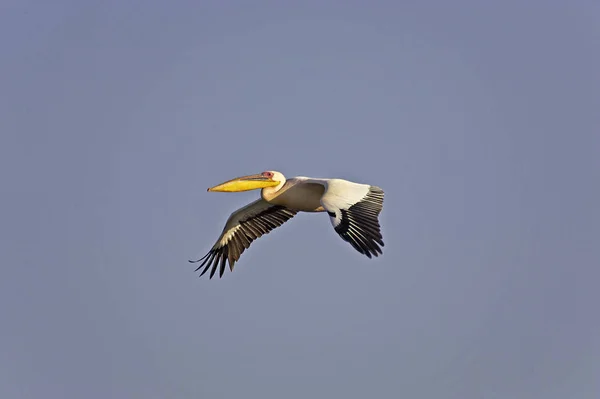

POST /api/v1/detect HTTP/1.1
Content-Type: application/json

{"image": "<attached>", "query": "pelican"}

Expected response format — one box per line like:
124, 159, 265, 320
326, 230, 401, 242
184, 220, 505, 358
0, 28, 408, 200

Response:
190, 170, 385, 278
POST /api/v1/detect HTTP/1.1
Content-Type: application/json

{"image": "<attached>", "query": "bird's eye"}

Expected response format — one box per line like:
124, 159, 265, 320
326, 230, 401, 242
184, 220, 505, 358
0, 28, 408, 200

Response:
262, 171, 273, 178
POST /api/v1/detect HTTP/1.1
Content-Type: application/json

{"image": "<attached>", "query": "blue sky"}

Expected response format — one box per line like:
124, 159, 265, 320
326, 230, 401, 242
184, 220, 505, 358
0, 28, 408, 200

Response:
1, 2, 599, 398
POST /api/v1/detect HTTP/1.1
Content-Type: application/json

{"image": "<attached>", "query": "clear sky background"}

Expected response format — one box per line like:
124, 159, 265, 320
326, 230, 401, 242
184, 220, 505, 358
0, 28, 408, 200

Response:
1, 1, 599, 398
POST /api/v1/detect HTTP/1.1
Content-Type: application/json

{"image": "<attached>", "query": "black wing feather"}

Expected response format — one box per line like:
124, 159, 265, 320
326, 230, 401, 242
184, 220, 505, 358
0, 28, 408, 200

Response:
333, 186, 385, 258
190, 204, 298, 279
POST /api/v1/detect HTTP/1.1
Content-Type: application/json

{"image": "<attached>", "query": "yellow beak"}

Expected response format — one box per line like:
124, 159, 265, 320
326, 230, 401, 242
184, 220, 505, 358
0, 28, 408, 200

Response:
207, 173, 280, 192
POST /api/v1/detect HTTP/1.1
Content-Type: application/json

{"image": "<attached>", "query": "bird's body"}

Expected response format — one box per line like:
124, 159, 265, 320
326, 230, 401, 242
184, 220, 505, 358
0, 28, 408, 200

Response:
262, 176, 326, 212
191, 171, 385, 278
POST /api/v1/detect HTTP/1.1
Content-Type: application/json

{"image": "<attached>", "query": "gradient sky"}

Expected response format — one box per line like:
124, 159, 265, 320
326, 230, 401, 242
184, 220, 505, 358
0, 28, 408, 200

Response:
1, 1, 599, 398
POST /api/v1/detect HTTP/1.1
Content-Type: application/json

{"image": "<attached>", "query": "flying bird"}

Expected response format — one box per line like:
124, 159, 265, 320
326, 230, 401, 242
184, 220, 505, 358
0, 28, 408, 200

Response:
190, 170, 385, 278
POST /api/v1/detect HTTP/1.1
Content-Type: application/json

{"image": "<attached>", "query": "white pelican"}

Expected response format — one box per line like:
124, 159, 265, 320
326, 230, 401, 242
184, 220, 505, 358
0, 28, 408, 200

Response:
190, 171, 385, 278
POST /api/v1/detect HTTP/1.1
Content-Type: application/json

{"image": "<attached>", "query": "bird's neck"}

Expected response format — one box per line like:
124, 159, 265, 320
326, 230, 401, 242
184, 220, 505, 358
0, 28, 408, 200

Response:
261, 181, 286, 202
261, 186, 277, 202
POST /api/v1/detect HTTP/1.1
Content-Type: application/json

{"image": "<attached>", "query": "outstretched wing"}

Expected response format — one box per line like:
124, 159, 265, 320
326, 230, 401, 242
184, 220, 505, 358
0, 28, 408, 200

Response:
190, 199, 298, 279
319, 179, 385, 258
